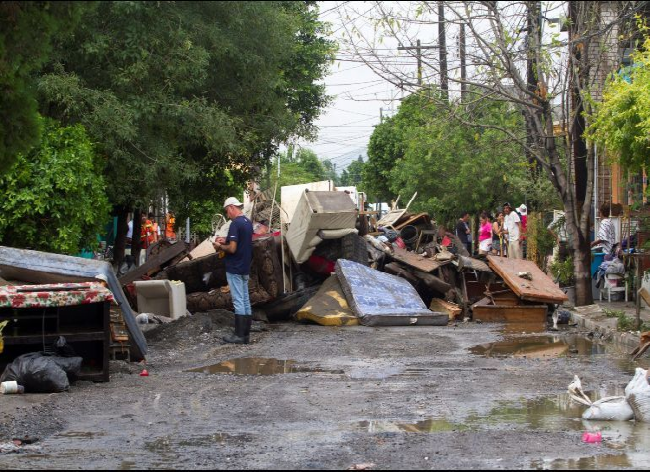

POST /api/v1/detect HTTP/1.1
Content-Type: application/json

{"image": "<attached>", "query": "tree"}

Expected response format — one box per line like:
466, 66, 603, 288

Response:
267, 148, 328, 189
37, 1, 335, 264
590, 35, 650, 173
0, 1, 85, 172
0, 116, 110, 254
341, 155, 365, 187
340, 1, 637, 305
383, 90, 531, 224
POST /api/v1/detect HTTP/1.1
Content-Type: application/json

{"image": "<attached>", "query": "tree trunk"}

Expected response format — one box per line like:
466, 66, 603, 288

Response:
573, 243, 593, 306
113, 205, 129, 271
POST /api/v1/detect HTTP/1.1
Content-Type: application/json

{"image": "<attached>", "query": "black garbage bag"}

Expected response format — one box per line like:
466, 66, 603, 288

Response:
0, 352, 83, 393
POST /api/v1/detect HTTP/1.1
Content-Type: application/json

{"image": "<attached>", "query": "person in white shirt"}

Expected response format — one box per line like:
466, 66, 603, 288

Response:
591, 202, 617, 255
502, 202, 522, 259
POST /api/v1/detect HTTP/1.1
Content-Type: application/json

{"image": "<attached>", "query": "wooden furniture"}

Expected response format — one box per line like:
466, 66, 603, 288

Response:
0, 284, 111, 382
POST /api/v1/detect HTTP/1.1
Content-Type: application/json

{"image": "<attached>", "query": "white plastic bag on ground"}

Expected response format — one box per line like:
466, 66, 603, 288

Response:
625, 368, 650, 422
568, 375, 635, 421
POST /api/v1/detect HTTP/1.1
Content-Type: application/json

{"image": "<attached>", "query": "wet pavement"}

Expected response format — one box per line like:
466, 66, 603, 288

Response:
1, 321, 649, 469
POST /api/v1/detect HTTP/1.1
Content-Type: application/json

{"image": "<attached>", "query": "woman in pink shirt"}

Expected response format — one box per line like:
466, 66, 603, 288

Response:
478, 212, 493, 255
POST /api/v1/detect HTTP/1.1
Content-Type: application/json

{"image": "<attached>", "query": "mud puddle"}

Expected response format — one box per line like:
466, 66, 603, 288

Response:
357, 388, 650, 468
186, 357, 344, 376
470, 335, 605, 359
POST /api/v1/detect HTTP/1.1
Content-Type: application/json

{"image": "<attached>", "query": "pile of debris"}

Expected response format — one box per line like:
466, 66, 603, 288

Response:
122, 182, 565, 329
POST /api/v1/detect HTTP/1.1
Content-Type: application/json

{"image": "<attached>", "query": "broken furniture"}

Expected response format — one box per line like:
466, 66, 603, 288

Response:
335, 259, 448, 326
286, 190, 358, 264
0, 246, 147, 361
471, 256, 569, 325
0, 282, 111, 382
487, 256, 568, 304
134, 280, 187, 320
599, 273, 628, 302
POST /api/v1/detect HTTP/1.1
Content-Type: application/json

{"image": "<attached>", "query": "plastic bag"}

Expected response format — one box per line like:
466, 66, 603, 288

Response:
568, 375, 635, 421
0, 352, 82, 393
625, 368, 650, 422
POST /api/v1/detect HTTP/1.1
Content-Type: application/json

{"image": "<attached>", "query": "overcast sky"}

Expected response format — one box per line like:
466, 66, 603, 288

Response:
300, 1, 568, 173
293, 2, 404, 173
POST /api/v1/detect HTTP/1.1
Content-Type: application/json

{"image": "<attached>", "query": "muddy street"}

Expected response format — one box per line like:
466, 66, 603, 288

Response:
1, 319, 650, 470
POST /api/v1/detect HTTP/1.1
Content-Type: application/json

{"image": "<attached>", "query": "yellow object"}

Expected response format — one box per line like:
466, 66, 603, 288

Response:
296, 276, 359, 326
0, 320, 7, 354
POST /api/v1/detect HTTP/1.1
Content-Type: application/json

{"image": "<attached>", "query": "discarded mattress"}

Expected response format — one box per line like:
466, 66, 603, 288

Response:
295, 275, 359, 326
335, 259, 448, 327
0, 246, 147, 361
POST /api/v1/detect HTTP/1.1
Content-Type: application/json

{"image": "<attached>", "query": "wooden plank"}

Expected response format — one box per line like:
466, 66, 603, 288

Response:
472, 297, 548, 323
390, 247, 447, 273
487, 255, 568, 304
119, 242, 187, 286
394, 212, 431, 231
429, 298, 462, 320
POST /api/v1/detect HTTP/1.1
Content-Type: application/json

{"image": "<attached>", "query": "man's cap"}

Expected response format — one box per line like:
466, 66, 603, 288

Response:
517, 204, 528, 214
223, 197, 244, 208
94, 274, 108, 283
503, 202, 512, 208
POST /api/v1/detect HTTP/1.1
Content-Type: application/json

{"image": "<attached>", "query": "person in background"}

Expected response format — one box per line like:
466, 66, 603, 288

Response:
165, 211, 176, 241
492, 211, 505, 256
140, 214, 154, 250
149, 213, 160, 243
478, 212, 493, 255
517, 204, 528, 258
455, 211, 472, 254
503, 202, 522, 259
213, 197, 254, 344
591, 202, 617, 255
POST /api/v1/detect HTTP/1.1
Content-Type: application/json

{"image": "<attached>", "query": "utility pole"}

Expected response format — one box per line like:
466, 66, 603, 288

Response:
526, 1, 543, 174
460, 23, 467, 102
397, 41, 438, 86
438, 1, 449, 101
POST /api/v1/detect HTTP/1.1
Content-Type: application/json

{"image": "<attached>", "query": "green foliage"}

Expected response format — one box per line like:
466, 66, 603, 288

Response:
37, 1, 336, 209
340, 156, 365, 187
549, 257, 575, 286
0, 116, 110, 254
603, 308, 650, 332
366, 88, 530, 224
267, 148, 328, 190
590, 36, 650, 172
0, 1, 86, 172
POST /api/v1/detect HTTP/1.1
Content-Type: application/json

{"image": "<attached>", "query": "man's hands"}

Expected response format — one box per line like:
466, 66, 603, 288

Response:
213, 237, 226, 251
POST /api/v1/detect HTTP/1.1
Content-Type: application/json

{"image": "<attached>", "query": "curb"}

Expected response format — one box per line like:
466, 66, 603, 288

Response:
569, 310, 640, 352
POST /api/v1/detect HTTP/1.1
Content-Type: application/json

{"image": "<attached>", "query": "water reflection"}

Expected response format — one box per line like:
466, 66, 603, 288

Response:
186, 358, 344, 376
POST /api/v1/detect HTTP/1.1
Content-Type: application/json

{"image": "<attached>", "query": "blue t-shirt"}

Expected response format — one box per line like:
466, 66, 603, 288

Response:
225, 215, 253, 275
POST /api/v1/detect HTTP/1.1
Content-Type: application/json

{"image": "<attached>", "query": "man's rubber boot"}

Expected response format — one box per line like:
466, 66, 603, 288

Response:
223, 315, 249, 344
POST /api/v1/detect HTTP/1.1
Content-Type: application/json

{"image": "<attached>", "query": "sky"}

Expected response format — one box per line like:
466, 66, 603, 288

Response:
298, 1, 568, 174
293, 2, 405, 173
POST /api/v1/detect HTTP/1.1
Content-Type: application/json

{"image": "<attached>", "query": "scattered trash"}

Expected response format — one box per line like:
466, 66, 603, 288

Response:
582, 431, 602, 443
140, 369, 149, 377
568, 375, 634, 421
625, 368, 650, 422
630, 331, 650, 361
0, 320, 7, 354
348, 463, 376, 470
517, 271, 533, 281
0, 381, 24, 394
0, 352, 82, 393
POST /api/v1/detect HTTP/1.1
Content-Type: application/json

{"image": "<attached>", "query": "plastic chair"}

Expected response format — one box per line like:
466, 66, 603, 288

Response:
600, 273, 628, 302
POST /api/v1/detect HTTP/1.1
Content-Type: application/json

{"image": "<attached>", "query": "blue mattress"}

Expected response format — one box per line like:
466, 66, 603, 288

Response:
335, 259, 448, 327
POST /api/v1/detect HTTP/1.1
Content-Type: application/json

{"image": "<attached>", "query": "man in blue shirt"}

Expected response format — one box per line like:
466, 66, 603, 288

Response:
213, 197, 254, 344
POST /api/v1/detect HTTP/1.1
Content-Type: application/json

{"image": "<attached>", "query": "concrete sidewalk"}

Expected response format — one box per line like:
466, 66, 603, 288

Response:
568, 299, 649, 351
